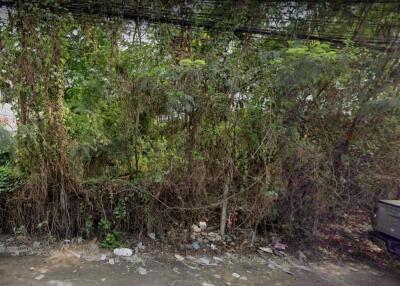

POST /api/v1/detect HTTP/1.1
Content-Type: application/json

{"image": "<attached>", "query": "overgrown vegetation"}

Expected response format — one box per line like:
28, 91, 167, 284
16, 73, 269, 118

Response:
0, 1, 399, 242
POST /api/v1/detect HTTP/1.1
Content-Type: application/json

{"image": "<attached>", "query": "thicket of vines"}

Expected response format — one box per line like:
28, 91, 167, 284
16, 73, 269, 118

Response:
0, 1, 399, 240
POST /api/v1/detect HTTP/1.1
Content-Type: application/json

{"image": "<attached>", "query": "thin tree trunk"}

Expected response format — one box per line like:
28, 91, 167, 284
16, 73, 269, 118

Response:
220, 180, 229, 237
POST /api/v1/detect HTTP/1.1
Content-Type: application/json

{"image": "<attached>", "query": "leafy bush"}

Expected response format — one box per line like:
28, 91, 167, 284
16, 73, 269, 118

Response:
0, 127, 15, 165
100, 231, 124, 249
0, 165, 20, 193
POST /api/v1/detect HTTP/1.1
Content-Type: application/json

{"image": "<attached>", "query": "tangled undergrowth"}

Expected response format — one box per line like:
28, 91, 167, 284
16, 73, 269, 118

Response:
0, 1, 399, 244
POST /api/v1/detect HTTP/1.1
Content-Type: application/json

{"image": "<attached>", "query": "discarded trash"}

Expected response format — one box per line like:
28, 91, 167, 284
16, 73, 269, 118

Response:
148, 233, 156, 240
173, 267, 180, 274
191, 224, 201, 233
101, 278, 106, 282
100, 254, 107, 261
232, 273, 241, 278
108, 258, 115, 265
207, 232, 222, 242
35, 274, 45, 280
274, 242, 287, 250
175, 254, 185, 261
199, 221, 207, 230
196, 257, 215, 266
191, 242, 201, 250
240, 276, 248, 281
210, 244, 217, 250
137, 266, 147, 275
259, 246, 273, 254
29, 267, 35, 271
201, 282, 215, 286
213, 274, 221, 279
113, 248, 133, 257
32, 241, 41, 248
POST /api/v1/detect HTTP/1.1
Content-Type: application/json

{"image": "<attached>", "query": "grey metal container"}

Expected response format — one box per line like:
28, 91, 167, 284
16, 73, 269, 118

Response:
373, 200, 400, 240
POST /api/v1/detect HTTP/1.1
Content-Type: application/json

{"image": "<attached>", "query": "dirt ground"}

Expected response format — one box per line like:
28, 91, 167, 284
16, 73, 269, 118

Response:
1, 210, 400, 286
1, 250, 399, 286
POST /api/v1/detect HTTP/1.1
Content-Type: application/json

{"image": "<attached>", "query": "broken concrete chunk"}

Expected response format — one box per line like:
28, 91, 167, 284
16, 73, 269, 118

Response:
113, 248, 133, 257
137, 266, 147, 275
175, 254, 185, 261
213, 256, 224, 263
232, 273, 241, 278
199, 221, 207, 230
35, 274, 45, 280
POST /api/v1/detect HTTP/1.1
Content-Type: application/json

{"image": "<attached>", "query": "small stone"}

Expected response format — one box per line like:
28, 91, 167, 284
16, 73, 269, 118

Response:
33, 241, 41, 248
213, 256, 224, 263
35, 274, 45, 280
240, 276, 248, 281
191, 224, 201, 233
137, 266, 147, 275
210, 244, 217, 250
207, 232, 222, 242
101, 278, 106, 282
148, 233, 156, 240
213, 274, 221, 279
29, 267, 35, 271
259, 247, 273, 254
199, 221, 207, 230
113, 248, 133, 257
232, 273, 241, 278
100, 254, 107, 261
201, 282, 215, 286
108, 258, 115, 265
137, 242, 145, 250
196, 257, 211, 266
174, 254, 185, 261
